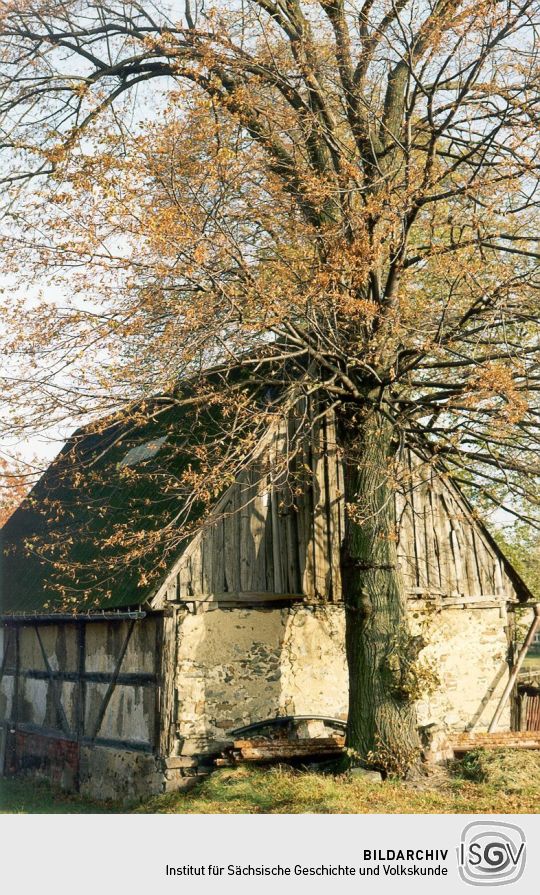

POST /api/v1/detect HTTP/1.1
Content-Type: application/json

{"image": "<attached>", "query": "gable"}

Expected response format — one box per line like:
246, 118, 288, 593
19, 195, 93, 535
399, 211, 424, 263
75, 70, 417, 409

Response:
151, 408, 532, 608
395, 451, 529, 603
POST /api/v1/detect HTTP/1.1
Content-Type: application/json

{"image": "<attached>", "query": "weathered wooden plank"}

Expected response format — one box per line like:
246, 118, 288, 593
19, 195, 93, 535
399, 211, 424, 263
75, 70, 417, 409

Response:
485, 553, 497, 594
312, 414, 329, 598
407, 453, 424, 589
446, 492, 471, 594
494, 557, 505, 597
269, 490, 283, 592
468, 524, 486, 595
440, 494, 462, 595
426, 464, 443, 589
201, 524, 214, 594
238, 470, 252, 591
471, 526, 490, 594
263, 478, 275, 592
212, 517, 226, 594
394, 487, 408, 582
450, 526, 465, 593
284, 507, 299, 594
228, 736, 345, 763
425, 472, 442, 591
268, 424, 285, 593
397, 485, 417, 590
422, 468, 440, 590
336, 434, 346, 540
282, 415, 301, 594
432, 484, 455, 594
459, 517, 481, 597
251, 470, 269, 591
417, 489, 431, 589
295, 431, 314, 596
458, 504, 476, 596
325, 412, 342, 601
178, 554, 192, 600
277, 416, 293, 590
223, 487, 241, 594
189, 539, 203, 597
218, 592, 303, 604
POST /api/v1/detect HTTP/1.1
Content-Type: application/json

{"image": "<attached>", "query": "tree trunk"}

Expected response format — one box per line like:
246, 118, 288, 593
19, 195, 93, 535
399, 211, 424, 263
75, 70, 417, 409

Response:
340, 408, 421, 775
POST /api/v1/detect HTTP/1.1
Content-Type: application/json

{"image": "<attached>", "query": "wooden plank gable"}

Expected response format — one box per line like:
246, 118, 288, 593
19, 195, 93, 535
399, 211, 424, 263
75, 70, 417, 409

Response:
150, 407, 530, 609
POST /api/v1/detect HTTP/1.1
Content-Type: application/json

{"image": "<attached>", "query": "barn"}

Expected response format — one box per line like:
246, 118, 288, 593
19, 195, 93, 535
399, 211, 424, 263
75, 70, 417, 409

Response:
0, 396, 534, 799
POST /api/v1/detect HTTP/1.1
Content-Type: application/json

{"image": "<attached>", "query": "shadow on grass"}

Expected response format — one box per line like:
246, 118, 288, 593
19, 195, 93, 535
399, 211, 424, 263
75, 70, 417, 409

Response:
0, 778, 122, 814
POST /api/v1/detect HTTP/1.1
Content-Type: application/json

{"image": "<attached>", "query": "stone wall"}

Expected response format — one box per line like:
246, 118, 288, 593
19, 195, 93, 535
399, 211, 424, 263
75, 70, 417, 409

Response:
78, 746, 163, 801
173, 602, 512, 758
175, 605, 348, 754
410, 605, 512, 733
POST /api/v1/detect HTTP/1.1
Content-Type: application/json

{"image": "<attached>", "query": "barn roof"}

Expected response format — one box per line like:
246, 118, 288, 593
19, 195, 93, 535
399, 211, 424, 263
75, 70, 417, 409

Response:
0, 393, 227, 614
1, 395, 534, 615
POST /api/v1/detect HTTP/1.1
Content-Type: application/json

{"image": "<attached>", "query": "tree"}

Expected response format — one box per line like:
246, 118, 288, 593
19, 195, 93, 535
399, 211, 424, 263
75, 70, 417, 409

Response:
497, 520, 540, 600
0, 455, 32, 526
0, 0, 539, 771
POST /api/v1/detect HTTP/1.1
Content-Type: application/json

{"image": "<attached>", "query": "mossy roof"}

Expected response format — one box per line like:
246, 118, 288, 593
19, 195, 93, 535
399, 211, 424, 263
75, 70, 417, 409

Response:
0, 394, 226, 614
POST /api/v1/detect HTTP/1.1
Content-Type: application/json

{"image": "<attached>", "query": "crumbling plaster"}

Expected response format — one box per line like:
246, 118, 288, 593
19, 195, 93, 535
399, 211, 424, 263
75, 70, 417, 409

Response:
174, 602, 511, 756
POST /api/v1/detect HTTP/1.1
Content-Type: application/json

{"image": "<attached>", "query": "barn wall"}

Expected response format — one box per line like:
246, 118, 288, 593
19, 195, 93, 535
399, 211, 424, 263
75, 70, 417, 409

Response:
172, 603, 512, 758
167, 412, 344, 603
0, 616, 164, 800
409, 606, 511, 732
155, 410, 523, 610
396, 454, 518, 600
175, 606, 348, 752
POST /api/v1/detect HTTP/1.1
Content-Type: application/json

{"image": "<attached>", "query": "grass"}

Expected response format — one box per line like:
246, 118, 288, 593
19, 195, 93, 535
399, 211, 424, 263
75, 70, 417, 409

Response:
522, 653, 540, 671
2, 749, 540, 814
0, 778, 119, 814
458, 747, 540, 790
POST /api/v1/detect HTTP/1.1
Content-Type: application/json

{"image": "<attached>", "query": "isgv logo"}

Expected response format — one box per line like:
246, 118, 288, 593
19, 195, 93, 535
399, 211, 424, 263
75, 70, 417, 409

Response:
458, 821, 526, 886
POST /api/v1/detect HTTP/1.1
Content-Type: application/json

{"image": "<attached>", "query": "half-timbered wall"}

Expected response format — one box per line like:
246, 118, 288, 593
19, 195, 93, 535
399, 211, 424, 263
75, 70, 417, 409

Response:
0, 616, 163, 797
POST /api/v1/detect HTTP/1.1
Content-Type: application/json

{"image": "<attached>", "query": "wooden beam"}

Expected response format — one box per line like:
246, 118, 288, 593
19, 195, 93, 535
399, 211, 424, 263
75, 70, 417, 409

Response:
179, 591, 305, 604
227, 736, 345, 763
5, 720, 154, 753
0, 626, 12, 686
159, 608, 178, 757
19, 668, 157, 685
76, 623, 86, 740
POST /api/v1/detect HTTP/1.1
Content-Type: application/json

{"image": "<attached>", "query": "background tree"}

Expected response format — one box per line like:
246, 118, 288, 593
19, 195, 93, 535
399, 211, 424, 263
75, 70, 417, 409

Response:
497, 519, 540, 600
0, 454, 33, 526
0, 0, 539, 771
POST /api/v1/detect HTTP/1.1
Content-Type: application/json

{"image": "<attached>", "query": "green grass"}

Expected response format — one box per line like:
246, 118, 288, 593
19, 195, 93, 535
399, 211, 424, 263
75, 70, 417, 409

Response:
2, 751, 540, 814
522, 653, 540, 671
0, 778, 120, 814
